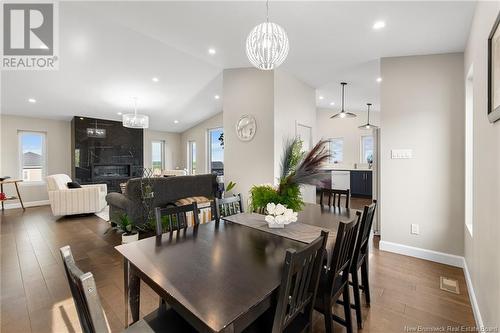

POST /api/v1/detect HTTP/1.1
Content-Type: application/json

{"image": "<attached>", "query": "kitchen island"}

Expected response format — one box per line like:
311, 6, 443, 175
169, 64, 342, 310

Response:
318, 167, 373, 198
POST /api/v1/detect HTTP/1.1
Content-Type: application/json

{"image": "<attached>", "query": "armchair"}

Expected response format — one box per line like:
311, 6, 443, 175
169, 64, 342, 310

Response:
46, 174, 107, 216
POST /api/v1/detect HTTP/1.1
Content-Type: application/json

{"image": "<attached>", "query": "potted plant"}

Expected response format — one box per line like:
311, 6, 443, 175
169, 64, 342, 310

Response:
249, 138, 330, 213
106, 214, 139, 244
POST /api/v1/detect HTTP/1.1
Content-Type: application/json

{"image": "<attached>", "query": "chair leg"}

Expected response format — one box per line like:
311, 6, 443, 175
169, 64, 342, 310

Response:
351, 271, 363, 329
361, 258, 371, 306
323, 296, 333, 333
342, 284, 354, 333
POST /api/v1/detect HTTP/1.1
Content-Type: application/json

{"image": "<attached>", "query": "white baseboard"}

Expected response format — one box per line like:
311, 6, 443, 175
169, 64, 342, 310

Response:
462, 260, 484, 329
2, 200, 50, 210
379, 240, 483, 329
379, 240, 464, 267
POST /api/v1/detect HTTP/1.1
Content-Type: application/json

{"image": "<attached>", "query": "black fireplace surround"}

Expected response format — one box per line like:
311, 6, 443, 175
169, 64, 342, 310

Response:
71, 116, 143, 192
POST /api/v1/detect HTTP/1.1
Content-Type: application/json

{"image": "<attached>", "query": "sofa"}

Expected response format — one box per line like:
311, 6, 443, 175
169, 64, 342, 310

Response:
105, 174, 218, 225
47, 174, 107, 216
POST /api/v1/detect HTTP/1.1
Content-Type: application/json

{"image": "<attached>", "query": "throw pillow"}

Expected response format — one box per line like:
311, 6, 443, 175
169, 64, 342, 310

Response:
175, 196, 213, 225
67, 181, 82, 189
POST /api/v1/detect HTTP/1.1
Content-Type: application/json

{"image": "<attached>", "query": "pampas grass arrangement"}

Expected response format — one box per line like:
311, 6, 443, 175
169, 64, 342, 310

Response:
250, 138, 330, 212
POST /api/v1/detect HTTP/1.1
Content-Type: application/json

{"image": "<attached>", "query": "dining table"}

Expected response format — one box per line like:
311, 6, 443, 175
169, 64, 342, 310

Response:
115, 203, 360, 333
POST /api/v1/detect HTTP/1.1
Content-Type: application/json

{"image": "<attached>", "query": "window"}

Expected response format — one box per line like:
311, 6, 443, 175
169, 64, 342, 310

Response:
465, 65, 474, 236
151, 140, 165, 172
208, 128, 224, 176
329, 138, 344, 163
361, 135, 374, 164
19, 131, 46, 182
188, 141, 197, 175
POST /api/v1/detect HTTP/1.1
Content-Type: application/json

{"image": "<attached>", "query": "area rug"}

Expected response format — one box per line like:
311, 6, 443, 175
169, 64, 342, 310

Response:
95, 206, 109, 222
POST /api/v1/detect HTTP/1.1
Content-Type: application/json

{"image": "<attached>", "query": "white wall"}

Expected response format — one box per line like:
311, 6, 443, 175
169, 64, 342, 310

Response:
223, 68, 275, 206
222, 68, 317, 206
0, 115, 71, 203
274, 70, 317, 177
274, 70, 317, 203
464, 2, 500, 328
180, 112, 222, 174
143, 129, 182, 170
380, 53, 465, 256
317, 108, 380, 165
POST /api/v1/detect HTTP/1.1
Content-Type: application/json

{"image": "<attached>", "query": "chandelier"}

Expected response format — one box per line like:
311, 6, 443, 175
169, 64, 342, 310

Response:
122, 98, 149, 129
246, 0, 289, 70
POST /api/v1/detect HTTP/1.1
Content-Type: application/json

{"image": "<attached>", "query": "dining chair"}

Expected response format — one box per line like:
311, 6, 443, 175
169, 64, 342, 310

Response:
319, 188, 350, 208
59, 245, 197, 333
314, 212, 361, 333
215, 194, 243, 220
243, 231, 329, 333
154, 202, 199, 236
349, 199, 377, 329
153, 202, 200, 308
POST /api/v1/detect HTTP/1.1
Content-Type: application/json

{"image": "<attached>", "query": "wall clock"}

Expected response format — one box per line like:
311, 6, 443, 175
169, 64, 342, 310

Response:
235, 115, 257, 141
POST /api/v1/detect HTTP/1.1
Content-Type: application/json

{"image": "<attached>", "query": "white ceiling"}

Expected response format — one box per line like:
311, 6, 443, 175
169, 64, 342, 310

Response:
1, 1, 475, 132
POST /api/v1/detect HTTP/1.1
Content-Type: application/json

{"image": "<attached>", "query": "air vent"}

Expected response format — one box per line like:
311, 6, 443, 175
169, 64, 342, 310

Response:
440, 276, 460, 294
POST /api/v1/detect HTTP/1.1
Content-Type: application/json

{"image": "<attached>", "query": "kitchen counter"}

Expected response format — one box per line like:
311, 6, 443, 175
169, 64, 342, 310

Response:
320, 168, 373, 172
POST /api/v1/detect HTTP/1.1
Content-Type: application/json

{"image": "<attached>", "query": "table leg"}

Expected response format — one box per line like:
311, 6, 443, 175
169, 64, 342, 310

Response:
1, 184, 4, 211
128, 263, 141, 324
123, 259, 129, 328
14, 182, 25, 210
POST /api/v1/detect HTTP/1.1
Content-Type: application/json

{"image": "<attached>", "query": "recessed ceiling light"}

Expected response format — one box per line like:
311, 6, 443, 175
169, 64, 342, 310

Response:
28, 98, 36, 103
152, 77, 159, 82
319, 96, 324, 100
373, 21, 386, 30
174, 120, 179, 124
214, 95, 220, 100
117, 112, 123, 115
79, 117, 84, 120
376, 77, 383, 83
208, 48, 216, 55
330, 102, 335, 106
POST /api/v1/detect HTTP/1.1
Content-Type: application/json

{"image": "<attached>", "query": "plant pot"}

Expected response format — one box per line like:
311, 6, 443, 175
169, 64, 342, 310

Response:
267, 222, 285, 229
122, 232, 139, 244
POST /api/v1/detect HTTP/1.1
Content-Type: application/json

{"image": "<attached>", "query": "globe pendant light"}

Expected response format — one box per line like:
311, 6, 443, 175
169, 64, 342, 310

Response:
246, 0, 289, 70
330, 82, 357, 119
123, 98, 149, 129
358, 103, 379, 129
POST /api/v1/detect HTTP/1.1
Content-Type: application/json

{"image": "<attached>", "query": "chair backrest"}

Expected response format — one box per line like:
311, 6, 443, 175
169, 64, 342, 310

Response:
351, 200, 377, 268
154, 202, 199, 236
271, 231, 329, 333
319, 188, 350, 208
47, 174, 72, 191
59, 246, 110, 333
215, 194, 244, 220
327, 212, 361, 290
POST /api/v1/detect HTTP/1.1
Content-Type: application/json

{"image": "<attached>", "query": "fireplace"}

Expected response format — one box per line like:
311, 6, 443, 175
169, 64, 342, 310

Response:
91, 164, 131, 180
71, 116, 143, 192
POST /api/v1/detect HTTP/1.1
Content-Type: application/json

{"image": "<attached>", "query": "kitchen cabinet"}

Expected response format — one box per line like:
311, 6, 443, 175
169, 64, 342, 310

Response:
350, 170, 372, 197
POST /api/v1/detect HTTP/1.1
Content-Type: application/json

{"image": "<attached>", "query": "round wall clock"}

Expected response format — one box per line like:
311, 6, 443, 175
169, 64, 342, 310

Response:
235, 115, 257, 141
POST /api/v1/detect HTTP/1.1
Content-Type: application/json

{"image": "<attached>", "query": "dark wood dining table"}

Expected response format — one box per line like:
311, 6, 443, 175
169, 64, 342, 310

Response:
115, 203, 360, 333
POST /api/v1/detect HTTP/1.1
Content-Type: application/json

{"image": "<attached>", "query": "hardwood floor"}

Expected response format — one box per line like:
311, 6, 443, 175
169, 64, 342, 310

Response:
1, 205, 475, 333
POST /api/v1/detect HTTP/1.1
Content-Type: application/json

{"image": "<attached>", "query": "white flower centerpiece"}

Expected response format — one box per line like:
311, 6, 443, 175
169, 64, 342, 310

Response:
265, 203, 298, 229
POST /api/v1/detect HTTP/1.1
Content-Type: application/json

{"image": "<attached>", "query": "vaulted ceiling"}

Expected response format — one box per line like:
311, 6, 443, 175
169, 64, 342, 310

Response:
1, 1, 475, 132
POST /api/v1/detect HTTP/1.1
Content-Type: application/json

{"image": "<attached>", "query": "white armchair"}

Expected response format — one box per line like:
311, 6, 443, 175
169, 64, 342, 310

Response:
46, 174, 107, 216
